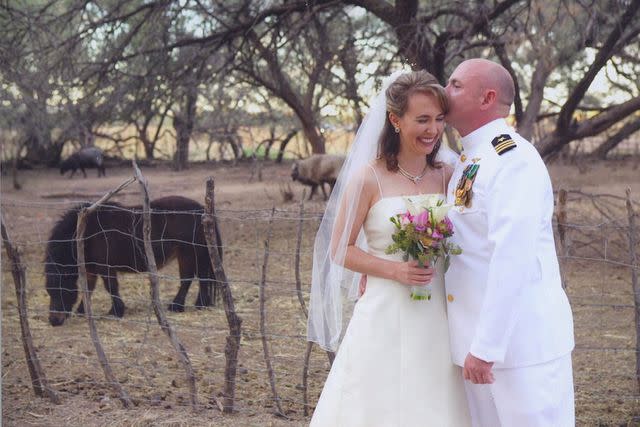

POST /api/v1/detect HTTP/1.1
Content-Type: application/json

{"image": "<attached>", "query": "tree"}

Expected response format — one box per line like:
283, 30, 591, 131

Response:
3, 0, 637, 165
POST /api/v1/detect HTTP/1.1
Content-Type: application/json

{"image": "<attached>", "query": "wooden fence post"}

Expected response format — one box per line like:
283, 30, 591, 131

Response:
133, 161, 198, 407
556, 188, 569, 289
295, 197, 308, 318
75, 176, 136, 408
260, 207, 286, 417
1, 216, 60, 404
625, 188, 639, 392
202, 177, 242, 413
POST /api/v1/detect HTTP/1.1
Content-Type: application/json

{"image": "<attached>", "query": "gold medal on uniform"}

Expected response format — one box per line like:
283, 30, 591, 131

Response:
455, 163, 480, 208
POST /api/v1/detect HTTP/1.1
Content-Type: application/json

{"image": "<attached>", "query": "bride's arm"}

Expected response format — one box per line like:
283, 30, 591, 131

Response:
330, 167, 433, 286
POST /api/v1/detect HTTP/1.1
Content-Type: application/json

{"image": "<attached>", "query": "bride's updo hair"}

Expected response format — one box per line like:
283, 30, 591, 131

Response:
380, 70, 449, 171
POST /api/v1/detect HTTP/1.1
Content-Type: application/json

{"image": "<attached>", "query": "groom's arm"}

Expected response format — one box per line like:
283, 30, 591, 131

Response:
469, 154, 545, 364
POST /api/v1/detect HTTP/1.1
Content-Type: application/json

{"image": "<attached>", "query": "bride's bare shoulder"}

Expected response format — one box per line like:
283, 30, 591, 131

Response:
347, 160, 385, 198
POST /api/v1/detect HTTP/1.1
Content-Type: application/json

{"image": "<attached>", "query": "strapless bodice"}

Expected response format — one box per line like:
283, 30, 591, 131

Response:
363, 195, 445, 260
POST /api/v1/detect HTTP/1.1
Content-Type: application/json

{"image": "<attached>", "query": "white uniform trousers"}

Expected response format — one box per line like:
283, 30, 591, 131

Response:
463, 353, 575, 427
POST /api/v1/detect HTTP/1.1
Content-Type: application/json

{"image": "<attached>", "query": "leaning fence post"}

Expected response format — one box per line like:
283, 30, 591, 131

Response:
1, 215, 60, 404
202, 177, 242, 413
625, 188, 640, 392
260, 207, 287, 417
76, 176, 136, 408
133, 161, 198, 407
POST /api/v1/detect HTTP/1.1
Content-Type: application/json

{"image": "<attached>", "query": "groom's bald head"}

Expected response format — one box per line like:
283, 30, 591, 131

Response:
463, 58, 515, 109
466, 58, 516, 107
445, 59, 515, 135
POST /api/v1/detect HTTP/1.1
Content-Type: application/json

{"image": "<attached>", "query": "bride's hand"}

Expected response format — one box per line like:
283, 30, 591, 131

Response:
392, 260, 434, 286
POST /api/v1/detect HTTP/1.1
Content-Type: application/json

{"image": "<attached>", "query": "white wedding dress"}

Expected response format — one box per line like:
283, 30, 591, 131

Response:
310, 195, 471, 427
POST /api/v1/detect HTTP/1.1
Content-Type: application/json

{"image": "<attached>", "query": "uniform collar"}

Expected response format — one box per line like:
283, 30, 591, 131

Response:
460, 118, 512, 158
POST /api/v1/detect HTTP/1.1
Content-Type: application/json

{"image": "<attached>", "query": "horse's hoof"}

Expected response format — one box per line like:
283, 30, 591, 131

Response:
107, 306, 125, 318
168, 303, 185, 312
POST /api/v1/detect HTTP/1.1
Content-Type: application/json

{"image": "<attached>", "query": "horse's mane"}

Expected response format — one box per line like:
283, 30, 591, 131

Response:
44, 202, 120, 275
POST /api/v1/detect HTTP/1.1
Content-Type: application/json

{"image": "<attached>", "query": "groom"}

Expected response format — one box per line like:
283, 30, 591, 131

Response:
444, 58, 575, 426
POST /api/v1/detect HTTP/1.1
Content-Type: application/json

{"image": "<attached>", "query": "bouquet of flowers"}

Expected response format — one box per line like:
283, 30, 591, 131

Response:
385, 195, 462, 300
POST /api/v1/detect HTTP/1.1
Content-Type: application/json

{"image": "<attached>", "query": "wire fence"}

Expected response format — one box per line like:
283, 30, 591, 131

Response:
1, 172, 639, 425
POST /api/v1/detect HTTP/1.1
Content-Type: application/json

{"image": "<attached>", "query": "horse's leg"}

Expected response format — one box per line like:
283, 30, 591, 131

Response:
195, 255, 214, 308
168, 254, 192, 312
75, 272, 98, 315
328, 180, 336, 195
321, 182, 329, 200
81, 167, 87, 178
104, 269, 126, 317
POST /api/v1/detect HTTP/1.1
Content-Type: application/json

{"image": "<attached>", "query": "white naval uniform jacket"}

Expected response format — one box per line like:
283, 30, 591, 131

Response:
445, 118, 575, 369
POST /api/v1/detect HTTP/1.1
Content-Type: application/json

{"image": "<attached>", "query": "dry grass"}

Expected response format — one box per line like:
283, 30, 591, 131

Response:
1, 159, 640, 426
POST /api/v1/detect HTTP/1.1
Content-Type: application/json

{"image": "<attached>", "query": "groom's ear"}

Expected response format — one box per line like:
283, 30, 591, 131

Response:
480, 89, 497, 110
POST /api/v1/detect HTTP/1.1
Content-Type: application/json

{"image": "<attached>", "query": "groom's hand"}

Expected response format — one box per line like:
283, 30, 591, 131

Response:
463, 353, 495, 384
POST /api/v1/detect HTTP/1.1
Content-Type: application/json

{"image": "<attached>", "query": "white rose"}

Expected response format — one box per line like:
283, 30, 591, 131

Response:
430, 203, 454, 223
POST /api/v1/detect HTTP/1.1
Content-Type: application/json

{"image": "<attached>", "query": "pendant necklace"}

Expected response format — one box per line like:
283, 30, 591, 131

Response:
397, 162, 429, 184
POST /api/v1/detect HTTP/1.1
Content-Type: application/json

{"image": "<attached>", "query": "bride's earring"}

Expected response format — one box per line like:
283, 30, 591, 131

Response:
394, 126, 400, 133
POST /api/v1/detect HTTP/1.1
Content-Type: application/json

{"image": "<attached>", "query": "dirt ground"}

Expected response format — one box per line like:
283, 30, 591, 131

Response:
1, 158, 639, 426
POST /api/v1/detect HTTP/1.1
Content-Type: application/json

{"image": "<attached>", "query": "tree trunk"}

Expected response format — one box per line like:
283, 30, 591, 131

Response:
25, 138, 63, 167
173, 86, 197, 171
300, 112, 325, 154
518, 60, 552, 140
142, 136, 155, 160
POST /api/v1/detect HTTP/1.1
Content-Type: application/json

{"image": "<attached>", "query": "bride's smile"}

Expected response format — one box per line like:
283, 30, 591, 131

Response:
390, 91, 446, 159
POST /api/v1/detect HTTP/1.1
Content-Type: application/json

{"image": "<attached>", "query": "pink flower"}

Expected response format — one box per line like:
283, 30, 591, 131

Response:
413, 210, 430, 232
400, 212, 413, 226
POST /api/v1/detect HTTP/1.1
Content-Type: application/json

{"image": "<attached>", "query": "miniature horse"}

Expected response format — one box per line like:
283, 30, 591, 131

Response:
44, 196, 223, 326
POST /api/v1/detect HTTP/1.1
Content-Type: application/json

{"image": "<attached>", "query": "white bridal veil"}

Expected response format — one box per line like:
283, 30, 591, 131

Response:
307, 71, 408, 352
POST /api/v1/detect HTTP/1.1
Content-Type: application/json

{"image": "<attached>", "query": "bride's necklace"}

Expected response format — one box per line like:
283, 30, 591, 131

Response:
397, 162, 429, 184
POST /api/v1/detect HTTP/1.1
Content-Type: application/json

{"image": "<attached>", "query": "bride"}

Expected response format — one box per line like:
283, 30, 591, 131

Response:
308, 70, 470, 426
